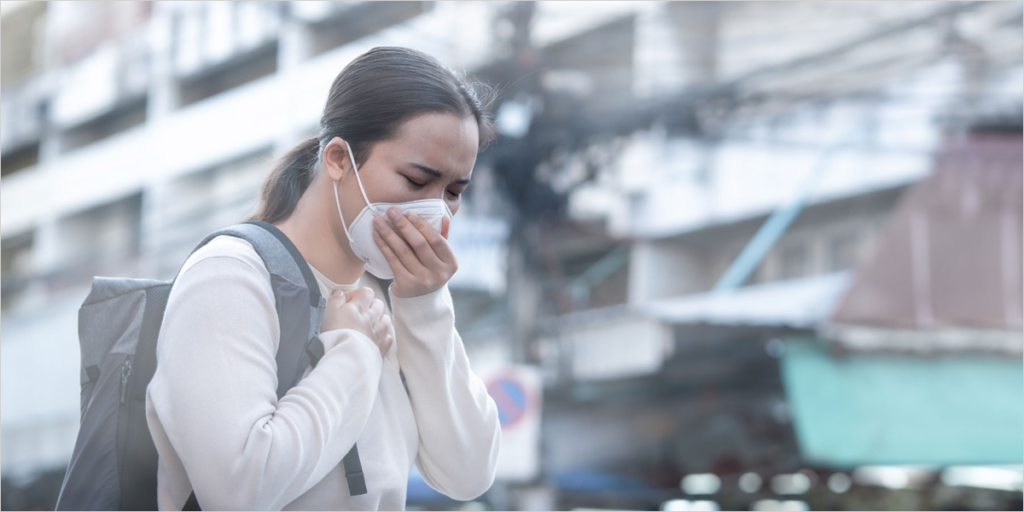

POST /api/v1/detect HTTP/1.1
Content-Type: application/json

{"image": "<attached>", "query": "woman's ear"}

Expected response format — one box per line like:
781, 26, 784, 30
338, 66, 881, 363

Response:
323, 137, 351, 182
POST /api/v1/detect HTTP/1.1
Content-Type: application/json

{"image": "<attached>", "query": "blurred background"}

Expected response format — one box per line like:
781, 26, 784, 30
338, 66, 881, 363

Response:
1, 1, 1022, 510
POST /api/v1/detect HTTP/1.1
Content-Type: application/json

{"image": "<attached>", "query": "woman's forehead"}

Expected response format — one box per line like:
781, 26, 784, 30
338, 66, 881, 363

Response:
386, 113, 478, 178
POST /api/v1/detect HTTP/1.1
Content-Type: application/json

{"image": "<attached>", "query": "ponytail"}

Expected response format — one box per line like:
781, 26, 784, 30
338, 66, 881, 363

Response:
247, 137, 320, 224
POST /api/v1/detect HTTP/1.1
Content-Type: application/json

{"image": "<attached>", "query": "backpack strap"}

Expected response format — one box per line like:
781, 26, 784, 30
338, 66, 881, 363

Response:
175, 221, 367, 508
182, 220, 321, 306
179, 220, 326, 398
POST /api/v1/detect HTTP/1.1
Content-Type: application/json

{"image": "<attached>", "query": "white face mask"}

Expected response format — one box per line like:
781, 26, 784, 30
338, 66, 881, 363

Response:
332, 140, 453, 280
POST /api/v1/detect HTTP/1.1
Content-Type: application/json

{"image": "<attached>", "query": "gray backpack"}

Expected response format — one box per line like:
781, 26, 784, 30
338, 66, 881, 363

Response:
56, 220, 369, 510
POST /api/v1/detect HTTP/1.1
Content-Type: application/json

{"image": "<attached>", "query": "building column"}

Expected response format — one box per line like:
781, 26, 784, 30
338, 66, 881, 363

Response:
146, 3, 180, 124
274, 10, 317, 158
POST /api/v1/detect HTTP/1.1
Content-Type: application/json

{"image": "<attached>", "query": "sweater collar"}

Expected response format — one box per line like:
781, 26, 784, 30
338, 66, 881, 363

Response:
307, 263, 361, 295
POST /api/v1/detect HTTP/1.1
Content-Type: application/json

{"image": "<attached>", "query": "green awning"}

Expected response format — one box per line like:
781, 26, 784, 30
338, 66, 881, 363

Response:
780, 337, 1023, 467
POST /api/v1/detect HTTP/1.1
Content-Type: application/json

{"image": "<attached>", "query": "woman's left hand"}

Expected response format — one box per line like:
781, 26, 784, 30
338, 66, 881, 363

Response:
372, 207, 458, 299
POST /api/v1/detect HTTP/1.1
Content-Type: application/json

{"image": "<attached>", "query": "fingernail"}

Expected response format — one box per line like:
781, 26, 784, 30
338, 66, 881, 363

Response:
387, 208, 401, 221
373, 215, 385, 228
407, 212, 420, 222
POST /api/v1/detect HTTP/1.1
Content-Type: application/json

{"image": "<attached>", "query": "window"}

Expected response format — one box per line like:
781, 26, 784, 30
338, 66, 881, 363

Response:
60, 96, 148, 153
779, 242, 808, 280
1, 140, 40, 177
55, 194, 143, 288
1, 230, 35, 311
178, 42, 278, 108
308, 2, 430, 57
828, 231, 859, 272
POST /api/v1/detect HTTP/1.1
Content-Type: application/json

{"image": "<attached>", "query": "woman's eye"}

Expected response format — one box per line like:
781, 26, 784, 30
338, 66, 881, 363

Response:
406, 175, 461, 198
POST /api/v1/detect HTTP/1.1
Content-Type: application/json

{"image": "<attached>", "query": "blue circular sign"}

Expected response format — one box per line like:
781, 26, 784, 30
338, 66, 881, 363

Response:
487, 377, 528, 427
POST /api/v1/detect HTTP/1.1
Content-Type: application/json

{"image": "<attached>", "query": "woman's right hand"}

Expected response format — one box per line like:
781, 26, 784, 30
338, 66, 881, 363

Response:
322, 287, 393, 359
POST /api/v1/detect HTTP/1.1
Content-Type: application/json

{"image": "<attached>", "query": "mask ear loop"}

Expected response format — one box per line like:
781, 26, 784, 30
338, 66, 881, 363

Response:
333, 139, 370, 242
343, 140, 382, 218
333, 175, 354, 243
333, 139, 389, 244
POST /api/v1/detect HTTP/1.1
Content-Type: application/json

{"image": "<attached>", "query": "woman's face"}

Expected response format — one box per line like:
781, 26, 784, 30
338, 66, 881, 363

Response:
324, 112, 479, 232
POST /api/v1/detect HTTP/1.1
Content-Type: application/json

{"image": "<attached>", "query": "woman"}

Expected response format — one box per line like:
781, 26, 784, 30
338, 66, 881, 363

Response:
145, 47, 502, 511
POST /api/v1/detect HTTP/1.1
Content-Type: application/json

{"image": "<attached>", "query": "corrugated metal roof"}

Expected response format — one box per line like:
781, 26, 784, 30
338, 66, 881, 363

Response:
647, 271, 851, 328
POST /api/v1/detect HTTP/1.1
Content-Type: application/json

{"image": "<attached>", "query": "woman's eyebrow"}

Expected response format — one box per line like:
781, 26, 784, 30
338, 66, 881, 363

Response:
408, 162, 471, 185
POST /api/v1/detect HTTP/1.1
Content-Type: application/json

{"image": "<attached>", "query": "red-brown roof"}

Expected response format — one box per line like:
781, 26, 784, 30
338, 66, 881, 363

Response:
830, 132, 1023, 332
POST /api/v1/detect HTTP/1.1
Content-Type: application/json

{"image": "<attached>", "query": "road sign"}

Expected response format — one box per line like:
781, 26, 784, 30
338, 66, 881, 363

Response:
481, 365, 542, 481
488, 376, 529, 427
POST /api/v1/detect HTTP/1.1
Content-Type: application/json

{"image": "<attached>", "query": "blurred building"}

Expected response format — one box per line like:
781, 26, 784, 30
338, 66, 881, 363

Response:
2, 2, 1022, 511
457, 2, 1023, 510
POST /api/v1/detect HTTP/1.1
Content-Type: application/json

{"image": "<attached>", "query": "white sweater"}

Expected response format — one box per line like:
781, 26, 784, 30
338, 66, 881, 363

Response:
145, 234, 501, 510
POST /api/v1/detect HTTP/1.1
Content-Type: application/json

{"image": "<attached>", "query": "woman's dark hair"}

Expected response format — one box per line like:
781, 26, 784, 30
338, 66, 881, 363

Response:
247, 46, 498, 224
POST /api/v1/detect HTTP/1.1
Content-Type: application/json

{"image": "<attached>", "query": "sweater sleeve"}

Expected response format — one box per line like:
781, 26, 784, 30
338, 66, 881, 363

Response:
147, 254, 383, 511
389, 282, 501, 501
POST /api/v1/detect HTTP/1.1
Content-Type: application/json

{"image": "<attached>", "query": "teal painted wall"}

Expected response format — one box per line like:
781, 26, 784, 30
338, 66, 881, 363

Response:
780, 337, 1023, 467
